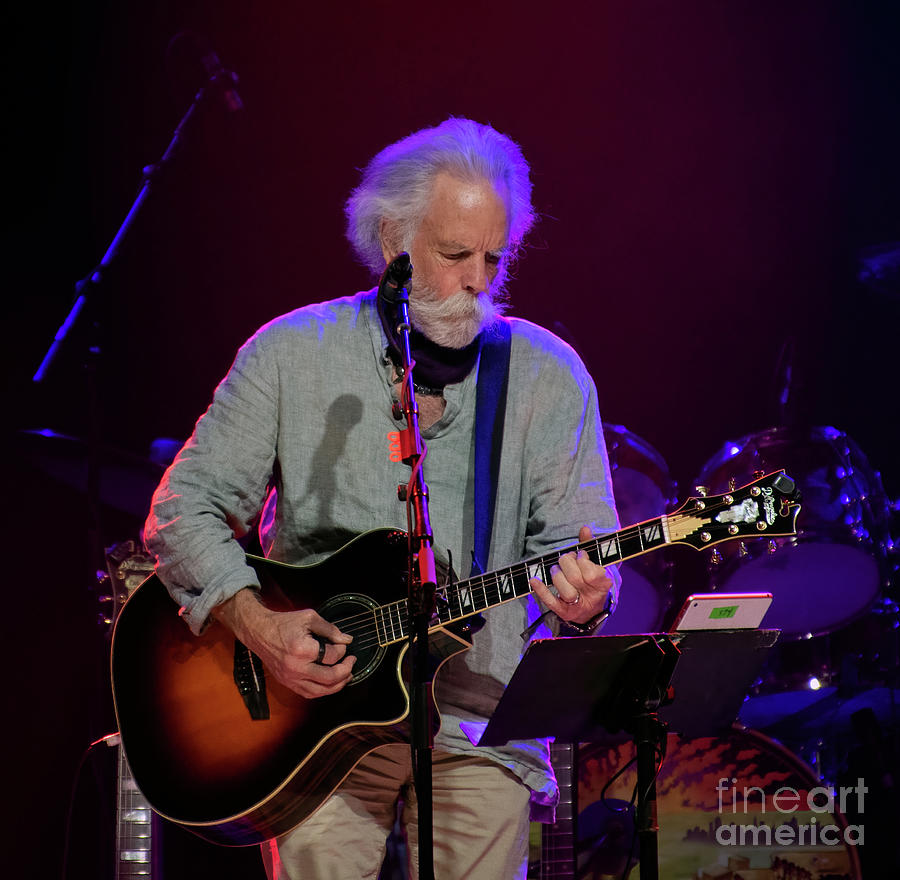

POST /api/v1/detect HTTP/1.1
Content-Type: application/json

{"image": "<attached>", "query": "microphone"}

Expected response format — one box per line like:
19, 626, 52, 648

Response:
199, 43, 243, 113
379, 252, 413, 304
168, 31, 243, 113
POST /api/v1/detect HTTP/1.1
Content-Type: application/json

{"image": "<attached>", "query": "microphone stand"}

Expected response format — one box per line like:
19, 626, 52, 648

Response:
380, 254, 438, 880
31, 52, 241, 581
33, 62, 241, 385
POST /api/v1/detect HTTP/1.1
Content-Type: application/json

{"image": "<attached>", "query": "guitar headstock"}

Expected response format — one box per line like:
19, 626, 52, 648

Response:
98, 539, 156, 637
667, 470, 802, 550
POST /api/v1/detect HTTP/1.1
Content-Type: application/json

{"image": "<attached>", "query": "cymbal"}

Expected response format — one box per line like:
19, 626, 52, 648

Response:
17, 428, 166, 518
738, 686, 837, 732
758, 686, 900, 741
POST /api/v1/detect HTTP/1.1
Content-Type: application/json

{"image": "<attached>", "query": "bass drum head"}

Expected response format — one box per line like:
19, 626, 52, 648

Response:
693, 426, 890, 638
603, 424, 677, 635
577, 725, 862, 879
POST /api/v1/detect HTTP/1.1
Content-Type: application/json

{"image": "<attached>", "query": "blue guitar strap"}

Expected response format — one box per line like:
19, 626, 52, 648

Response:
471, 320, 512, 577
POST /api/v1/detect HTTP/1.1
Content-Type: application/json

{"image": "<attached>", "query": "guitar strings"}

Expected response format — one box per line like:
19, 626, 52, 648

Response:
318, 494, 764, 654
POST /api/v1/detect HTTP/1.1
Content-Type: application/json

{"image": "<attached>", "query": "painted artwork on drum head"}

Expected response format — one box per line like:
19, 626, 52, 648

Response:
576, 727, 861, 879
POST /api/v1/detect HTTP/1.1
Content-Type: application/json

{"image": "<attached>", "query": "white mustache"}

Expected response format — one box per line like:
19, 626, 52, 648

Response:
408, 288, 504, 348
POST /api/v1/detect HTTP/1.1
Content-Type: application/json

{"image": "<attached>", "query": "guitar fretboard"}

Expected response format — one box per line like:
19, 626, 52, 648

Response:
542, 741, 577, 879
117, 744, 153, 879
369, 515, 672, 645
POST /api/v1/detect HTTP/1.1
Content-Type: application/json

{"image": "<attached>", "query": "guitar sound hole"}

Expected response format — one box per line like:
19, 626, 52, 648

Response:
317, 593, 387, 685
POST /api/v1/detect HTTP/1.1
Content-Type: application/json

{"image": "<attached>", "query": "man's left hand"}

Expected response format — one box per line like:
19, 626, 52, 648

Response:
529, 525, 613, 625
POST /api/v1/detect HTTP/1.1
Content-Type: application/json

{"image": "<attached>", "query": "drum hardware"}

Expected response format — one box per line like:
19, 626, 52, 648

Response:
690, 425, 896, 750
602, 425, 678, 636
738, 602, 900, 738
692, 425, 891, 640
17, 428, 166, 519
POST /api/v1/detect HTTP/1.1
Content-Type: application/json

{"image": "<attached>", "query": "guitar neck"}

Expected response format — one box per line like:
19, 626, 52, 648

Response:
391, 469, 799, 639
116, 743, 154, 879
372, 513, 678, 642
542, 741, 577, 879
446, 513, 673, 621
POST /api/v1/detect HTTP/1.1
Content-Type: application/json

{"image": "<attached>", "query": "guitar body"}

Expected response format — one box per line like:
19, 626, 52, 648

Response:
111, 528, 472, 846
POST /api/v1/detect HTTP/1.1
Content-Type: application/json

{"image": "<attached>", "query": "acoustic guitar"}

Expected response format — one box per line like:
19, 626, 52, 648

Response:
111, 471, 800, 846
102, 541, 158, 877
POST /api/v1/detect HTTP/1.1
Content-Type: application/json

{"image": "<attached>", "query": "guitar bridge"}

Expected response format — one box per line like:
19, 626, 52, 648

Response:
233, 640, 270, 720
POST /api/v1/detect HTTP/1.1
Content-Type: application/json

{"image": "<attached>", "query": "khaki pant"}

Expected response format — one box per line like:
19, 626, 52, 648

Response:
261, 744, 531, 879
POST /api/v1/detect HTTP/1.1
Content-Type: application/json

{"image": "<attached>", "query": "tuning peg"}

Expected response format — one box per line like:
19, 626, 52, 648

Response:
694, 485, 709, 497
738, 542, 750, 559
710, 548, 724, 566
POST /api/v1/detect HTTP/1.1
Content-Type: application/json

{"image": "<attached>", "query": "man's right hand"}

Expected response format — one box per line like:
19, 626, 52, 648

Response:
213, 588, 356, 698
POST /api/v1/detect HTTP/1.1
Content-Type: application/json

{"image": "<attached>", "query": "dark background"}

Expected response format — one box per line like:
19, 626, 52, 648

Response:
6, 1, 898, 877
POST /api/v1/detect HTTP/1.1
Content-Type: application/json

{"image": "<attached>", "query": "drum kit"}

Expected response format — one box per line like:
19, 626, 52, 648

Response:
580, 421, 899, 879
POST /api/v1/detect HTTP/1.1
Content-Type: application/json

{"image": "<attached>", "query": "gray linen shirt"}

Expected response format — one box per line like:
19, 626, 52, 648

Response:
144, 289, 619, 816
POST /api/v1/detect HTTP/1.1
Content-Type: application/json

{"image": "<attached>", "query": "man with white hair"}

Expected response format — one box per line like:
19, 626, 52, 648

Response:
145, 117, 618, 879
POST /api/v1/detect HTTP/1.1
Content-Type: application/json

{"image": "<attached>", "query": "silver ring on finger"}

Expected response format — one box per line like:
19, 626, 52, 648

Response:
560, 592, 581, 606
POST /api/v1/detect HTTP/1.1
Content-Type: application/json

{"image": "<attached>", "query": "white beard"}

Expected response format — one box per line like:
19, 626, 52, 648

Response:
408, 283, 506, 349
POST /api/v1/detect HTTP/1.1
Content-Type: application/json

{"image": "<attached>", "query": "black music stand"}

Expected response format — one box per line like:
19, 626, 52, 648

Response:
478, 629, 779, 880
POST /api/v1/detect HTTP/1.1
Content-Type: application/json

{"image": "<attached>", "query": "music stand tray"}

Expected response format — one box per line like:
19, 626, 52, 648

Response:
478, 629, 778, 747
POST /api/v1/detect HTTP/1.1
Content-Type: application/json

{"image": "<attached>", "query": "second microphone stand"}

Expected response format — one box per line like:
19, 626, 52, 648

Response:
381, 254, 439, 880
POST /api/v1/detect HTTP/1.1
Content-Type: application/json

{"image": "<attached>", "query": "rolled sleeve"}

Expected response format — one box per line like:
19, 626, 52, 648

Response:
144, 328, 280, 634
